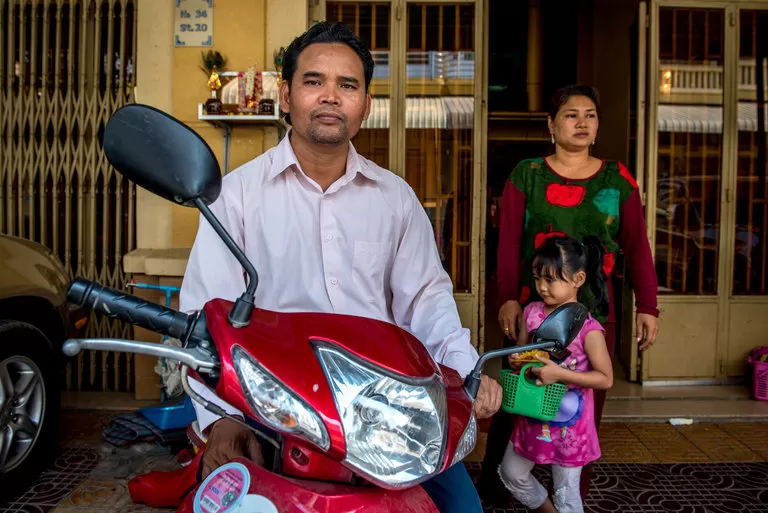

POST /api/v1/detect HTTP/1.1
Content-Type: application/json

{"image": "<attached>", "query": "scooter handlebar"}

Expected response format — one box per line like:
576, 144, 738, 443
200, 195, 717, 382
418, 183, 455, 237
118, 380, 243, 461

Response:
463, 340, 559, 400
67, 277, 201, 343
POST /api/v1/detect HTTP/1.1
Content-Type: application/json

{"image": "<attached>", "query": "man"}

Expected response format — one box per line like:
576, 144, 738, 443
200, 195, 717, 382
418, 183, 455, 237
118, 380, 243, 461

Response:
179, 22, 502, 513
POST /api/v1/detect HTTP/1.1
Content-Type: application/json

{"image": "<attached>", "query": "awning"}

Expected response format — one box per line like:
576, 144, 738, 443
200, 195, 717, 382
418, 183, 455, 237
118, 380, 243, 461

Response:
658, 103, 768, 133
361, 97, 475, 130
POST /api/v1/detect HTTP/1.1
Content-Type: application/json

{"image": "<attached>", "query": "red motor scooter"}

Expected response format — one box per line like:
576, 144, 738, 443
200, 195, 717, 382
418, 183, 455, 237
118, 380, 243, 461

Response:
62, 104, 587, 513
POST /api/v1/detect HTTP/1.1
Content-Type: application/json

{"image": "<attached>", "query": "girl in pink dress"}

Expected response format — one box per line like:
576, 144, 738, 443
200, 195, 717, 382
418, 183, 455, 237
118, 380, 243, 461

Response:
498, 235, 613, 513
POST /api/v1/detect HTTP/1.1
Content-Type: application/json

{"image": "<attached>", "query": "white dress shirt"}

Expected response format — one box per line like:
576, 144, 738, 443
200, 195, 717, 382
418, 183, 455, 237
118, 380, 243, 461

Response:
180, 132, 479, 431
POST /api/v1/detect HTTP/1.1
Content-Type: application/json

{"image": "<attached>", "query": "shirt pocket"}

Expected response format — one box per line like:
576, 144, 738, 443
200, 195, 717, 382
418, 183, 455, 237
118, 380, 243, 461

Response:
352, 240, 391, 303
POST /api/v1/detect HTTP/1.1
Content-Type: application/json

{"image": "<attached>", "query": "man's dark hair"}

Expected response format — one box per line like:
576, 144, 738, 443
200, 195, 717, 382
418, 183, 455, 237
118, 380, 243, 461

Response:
281, 22, 375, 125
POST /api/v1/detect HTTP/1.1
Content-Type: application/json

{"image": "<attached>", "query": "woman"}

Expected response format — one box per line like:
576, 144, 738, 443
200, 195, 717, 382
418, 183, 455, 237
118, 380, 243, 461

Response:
482, 85, 659, 500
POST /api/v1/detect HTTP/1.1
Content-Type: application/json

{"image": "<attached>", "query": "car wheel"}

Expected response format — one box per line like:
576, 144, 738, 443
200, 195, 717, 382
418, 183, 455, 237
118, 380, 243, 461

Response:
0, 321, 60, 497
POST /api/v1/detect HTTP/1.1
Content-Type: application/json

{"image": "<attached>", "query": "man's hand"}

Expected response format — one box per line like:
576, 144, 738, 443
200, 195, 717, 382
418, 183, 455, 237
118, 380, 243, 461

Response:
202, 418, 264, 479
474, 375, 503, 419
636, 313, 659, 351
498, 300, 523, 340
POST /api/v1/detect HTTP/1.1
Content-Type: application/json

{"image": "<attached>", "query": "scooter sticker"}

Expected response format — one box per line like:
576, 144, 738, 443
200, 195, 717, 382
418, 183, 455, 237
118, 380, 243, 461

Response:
193, 462, 250, 513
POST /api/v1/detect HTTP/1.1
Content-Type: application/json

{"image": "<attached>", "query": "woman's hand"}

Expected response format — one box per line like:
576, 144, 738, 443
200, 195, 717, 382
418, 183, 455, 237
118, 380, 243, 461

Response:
636, 313, 659, 351
530, 355, 564, 386
499, 300, 523, 340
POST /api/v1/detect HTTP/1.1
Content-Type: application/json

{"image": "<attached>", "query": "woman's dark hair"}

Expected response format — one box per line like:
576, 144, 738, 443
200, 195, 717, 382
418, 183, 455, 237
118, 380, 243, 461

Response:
548, 84, 601, 120
532, 234, 608, 315
281, 22, 375, 125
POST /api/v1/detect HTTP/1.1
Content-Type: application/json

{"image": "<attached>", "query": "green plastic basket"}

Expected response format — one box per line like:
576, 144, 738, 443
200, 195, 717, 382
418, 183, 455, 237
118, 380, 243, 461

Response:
499, 363, 567, 421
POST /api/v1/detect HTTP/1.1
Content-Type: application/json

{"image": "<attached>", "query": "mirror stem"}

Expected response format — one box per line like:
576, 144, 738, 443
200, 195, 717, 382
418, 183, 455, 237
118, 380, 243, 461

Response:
195, 198, 258, 327
463, 341, 559, 401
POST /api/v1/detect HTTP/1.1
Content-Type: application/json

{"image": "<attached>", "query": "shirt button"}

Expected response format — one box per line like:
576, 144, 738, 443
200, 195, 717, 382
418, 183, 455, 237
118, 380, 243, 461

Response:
329, 277, 339, 286
325, 234, 333, 241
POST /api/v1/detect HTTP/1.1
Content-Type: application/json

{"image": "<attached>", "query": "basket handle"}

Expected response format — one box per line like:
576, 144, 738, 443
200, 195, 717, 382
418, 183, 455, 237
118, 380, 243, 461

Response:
518, 363, 544, 389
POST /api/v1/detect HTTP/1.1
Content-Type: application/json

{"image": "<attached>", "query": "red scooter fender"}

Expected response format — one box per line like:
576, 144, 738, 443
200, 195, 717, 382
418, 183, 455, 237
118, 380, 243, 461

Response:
176, 456, 439, 513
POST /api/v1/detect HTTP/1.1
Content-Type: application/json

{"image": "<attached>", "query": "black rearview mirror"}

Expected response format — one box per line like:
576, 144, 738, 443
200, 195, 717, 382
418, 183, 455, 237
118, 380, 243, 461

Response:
531, 302, 589, 348
463, 302, 590, 400
102, 104, 258, 327
102, 104, 221, 207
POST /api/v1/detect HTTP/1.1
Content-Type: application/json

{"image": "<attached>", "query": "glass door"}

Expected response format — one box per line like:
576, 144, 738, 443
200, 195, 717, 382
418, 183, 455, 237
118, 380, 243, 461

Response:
645, 3, 728, 381
724, 7, 768, 376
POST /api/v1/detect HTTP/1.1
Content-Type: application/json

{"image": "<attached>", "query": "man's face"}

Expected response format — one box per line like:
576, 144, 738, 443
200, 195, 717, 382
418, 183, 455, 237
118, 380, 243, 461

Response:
279, 43, 371, 146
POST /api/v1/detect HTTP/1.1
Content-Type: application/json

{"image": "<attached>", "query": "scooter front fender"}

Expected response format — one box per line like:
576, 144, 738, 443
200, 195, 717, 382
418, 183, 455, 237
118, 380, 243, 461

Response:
177, 456, 439, 513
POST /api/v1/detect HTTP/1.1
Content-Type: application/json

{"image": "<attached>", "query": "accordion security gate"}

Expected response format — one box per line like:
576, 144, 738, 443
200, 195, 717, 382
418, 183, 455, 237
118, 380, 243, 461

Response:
0, 0, 137, 392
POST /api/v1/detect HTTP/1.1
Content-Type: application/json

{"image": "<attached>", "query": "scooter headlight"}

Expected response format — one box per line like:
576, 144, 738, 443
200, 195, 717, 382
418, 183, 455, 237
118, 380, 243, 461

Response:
233, 346, 330, 450
316, 345, 448, 488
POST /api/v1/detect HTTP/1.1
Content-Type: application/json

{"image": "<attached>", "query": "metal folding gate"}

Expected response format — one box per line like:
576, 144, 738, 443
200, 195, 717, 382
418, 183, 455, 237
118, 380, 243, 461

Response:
0, 0, 137, 392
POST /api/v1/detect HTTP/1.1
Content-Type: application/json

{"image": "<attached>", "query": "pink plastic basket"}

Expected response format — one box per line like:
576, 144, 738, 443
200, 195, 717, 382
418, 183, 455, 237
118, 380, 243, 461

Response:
748, 346, 768, 402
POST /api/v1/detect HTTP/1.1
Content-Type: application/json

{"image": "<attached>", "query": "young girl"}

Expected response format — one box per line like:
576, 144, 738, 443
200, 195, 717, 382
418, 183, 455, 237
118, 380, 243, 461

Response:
498, 235, 613, 513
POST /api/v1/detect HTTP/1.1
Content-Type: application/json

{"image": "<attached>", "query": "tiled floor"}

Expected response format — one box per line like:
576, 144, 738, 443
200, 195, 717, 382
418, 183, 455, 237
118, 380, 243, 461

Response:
2, 411, 768, 512
467, 461, 768, 512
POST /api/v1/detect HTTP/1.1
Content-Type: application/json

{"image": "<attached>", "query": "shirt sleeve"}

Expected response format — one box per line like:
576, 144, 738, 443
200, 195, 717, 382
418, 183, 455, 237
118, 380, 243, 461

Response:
583, 316, 607, 337
497, 180, 526, 308
620, 188, 660, 317
389, 187, 479, 378
179, 173, 249, 314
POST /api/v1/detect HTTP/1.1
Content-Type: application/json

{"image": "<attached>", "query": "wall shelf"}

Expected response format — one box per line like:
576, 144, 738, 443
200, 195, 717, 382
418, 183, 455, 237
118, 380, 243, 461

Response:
197, 103, 287, 173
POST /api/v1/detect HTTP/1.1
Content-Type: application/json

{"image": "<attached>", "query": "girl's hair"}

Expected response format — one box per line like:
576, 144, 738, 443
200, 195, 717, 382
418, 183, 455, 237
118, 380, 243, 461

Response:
548, 84, 601, 120
532, 234, 608, 314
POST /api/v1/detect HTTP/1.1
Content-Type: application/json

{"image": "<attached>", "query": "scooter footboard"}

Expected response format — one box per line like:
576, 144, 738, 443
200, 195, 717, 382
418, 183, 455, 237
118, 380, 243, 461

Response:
177, 457, 439, 513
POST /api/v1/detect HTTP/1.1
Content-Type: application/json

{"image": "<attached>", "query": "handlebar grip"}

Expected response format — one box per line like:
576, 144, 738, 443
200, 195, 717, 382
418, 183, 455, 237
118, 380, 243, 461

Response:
67, 278, 194, 341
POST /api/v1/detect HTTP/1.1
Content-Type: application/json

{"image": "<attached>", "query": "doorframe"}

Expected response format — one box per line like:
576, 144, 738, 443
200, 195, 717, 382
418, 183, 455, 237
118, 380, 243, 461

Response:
643, 0, 749, 382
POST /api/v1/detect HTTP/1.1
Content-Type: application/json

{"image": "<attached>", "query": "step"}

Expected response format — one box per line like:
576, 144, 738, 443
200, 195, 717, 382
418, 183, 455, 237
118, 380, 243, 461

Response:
603, 398, 768, 423
607, 384, 752, 402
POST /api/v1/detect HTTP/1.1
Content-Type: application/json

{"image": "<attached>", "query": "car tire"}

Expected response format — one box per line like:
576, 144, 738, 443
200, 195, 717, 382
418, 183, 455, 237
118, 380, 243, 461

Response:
0, 321, 61, 499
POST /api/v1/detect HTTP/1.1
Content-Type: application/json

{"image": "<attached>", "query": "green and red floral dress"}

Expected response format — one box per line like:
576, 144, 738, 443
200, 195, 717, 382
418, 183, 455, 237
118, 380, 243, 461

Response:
497, 157, 658, 324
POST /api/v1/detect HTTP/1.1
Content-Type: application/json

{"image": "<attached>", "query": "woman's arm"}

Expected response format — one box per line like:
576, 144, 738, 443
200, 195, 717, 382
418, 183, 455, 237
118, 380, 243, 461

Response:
497, 180, 527, 307
531, 330, 614, 390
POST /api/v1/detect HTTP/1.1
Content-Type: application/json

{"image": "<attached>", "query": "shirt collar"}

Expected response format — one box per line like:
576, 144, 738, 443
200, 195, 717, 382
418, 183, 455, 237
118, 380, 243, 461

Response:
267, 129, 382, 184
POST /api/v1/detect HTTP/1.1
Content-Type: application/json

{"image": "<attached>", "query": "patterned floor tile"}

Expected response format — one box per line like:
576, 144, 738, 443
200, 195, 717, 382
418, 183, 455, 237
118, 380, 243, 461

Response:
6, 413, 768, 513
1, 448, 101, 512
677, 423, 764, 462
49, 479, 173, 512
597, 423, 659, 464
719, 422, 768, 460
627, 423, 710, 463
470, 462, 768, 513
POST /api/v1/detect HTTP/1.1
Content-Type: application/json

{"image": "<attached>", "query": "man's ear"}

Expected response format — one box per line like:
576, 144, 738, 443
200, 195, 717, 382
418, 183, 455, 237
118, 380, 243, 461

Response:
363, 92, 372, 121
279, 80, 290, 116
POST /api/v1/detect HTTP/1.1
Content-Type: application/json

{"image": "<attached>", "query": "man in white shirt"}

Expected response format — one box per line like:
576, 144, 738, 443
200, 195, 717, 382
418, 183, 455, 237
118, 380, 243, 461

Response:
179, 21, 502, 513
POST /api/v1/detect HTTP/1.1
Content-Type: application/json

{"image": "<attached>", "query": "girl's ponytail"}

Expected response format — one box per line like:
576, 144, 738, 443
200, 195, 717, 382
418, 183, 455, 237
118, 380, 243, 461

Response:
582, 235, 608, 315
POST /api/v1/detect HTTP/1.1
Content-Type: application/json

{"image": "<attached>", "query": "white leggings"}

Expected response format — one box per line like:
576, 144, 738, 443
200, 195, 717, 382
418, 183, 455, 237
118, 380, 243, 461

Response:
497, 442, 583, 513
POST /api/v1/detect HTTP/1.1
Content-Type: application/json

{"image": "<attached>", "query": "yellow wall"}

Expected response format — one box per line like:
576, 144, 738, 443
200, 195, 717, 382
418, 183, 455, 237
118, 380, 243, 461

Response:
133, 0, 308, 251
171, 0, 268, 248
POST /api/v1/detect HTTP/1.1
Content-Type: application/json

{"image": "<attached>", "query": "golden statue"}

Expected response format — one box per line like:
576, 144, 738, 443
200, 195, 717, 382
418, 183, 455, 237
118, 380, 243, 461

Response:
208, 66, 222, 95
205, 65, 223, 114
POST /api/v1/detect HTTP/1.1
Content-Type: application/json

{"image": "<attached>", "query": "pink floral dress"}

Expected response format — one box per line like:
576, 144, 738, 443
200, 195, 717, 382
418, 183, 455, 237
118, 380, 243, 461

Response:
511, 301, 605, 467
